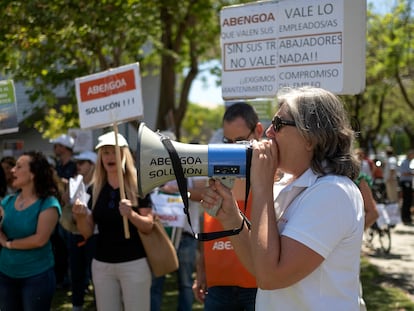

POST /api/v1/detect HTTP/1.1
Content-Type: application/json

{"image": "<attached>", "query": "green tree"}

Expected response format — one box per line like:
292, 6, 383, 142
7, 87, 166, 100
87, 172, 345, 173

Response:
0, 0, 242, 139
0, 0, 157, 136
6, 0, 414, 150
346, 0, 414, 153
180, 102, 224, 143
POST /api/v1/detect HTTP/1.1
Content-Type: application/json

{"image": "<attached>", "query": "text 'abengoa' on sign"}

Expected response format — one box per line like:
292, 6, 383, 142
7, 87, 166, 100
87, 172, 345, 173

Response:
79, 69, 136, 102
222, 12, 275, 27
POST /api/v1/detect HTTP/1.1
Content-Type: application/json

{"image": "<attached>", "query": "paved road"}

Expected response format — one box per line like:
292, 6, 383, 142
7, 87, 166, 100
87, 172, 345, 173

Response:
362, 222, 414, 300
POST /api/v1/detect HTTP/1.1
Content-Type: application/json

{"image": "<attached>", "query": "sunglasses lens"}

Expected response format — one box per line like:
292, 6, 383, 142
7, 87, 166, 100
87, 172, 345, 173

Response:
272, 117, 280, 132
272, 116, 296, 133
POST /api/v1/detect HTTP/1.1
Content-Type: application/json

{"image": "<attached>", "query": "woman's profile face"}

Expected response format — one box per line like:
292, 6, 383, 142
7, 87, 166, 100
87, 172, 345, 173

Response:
11, 155, 34, 189
266, 105, 313, 175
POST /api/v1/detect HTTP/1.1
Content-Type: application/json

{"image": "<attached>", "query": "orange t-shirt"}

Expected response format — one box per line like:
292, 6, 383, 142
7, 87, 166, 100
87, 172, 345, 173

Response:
203, 193, 257, 288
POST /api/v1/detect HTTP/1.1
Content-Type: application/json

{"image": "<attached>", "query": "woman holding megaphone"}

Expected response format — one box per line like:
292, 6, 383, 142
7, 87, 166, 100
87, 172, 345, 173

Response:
201, 87, 364, 311
72, 131, 153, 311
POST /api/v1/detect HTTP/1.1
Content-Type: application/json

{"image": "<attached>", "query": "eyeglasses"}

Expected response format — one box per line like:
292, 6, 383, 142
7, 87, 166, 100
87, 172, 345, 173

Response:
271, 116, 296, 132
222, 127, 255, 144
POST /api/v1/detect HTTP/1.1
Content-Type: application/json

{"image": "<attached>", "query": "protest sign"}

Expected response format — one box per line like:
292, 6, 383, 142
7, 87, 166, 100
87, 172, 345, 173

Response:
0, 80, 19, 135
75, 63, 145, 238
221, 0, 366, 98
150, 191, 186, 228
75, 63, 144, 129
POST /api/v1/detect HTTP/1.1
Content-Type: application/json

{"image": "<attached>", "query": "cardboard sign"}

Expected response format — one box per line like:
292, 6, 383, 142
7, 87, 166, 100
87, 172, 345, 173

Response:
75, 63, 144, 129
220, 0, 366, 98
0, 80, 19, 135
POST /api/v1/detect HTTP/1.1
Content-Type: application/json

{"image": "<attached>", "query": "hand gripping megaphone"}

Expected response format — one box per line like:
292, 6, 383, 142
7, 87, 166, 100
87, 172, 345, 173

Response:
136, 123, 252, 200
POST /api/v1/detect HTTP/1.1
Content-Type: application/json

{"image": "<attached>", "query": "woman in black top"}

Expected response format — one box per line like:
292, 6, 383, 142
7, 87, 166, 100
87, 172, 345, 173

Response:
73, 131, 153, 311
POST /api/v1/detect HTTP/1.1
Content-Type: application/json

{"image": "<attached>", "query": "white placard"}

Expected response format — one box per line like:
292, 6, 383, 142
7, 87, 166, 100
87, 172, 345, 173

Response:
150, 191, 186, 228
220, 0, 366, 99
75, 63, 144, 129
69, 175, 90, 205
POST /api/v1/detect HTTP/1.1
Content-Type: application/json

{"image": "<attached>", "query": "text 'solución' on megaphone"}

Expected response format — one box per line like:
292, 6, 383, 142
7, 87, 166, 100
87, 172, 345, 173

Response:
136, 123, 252, 197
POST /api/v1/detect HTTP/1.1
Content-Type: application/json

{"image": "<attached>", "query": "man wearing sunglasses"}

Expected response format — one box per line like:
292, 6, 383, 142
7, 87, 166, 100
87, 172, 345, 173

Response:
193, 102, 263, 311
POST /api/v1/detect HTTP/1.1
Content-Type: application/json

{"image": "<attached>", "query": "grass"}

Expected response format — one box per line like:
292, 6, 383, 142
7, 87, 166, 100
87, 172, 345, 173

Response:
51, 273, 203, 311
52, 256, 414, 310
360, 256, 414, 311
51, 284, 96, 311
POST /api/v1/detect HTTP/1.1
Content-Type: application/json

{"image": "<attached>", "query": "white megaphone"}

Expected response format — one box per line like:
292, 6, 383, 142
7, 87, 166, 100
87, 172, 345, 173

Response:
136, 123, 252, 199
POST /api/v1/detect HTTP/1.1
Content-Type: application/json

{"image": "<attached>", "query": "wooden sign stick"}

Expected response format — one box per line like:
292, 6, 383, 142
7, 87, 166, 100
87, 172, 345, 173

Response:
114, 123, 130, 239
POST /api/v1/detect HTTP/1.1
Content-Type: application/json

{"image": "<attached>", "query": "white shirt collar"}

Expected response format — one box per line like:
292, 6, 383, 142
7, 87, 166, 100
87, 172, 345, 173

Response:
278, 168, 319, 193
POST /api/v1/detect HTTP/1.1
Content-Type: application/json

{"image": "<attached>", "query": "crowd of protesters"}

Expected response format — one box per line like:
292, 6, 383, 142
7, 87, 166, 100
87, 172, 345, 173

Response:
0, 87, 414, 310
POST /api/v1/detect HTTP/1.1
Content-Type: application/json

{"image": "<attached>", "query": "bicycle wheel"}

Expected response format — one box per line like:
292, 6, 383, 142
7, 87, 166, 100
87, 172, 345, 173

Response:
363, 227, 377, 251
378, 227, 391, 253
365, 227, 375, 245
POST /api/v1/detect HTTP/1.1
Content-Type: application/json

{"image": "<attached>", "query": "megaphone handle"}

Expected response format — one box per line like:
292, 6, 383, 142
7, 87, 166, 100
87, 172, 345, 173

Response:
205, 177, 235, 217
114, 124, 131, 239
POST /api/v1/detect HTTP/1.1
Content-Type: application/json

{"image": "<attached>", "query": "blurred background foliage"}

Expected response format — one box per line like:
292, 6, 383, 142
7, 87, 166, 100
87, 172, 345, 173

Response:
0, 0, 414, 152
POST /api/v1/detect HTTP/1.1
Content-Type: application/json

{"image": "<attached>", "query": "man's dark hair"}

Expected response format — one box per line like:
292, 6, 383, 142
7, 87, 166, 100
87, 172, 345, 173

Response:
223, 102, 259, 131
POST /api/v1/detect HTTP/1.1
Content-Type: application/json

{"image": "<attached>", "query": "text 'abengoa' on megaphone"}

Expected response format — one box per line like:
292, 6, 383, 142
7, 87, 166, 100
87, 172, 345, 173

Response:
136, 123, 252, 197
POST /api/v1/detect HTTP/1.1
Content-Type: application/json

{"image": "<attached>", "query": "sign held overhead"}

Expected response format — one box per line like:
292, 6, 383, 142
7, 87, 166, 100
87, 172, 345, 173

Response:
220, 0, 366, 99
75, 63, 144, 129
75, 63, 145, 239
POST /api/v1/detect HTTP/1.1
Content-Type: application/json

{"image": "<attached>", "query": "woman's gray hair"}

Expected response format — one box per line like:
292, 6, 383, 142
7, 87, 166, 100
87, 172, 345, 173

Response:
277, 87, 360, 180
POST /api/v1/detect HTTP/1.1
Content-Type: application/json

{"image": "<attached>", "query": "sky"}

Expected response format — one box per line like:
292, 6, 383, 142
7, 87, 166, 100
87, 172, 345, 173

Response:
188, 60, 223, 108
188, 0, 394, 108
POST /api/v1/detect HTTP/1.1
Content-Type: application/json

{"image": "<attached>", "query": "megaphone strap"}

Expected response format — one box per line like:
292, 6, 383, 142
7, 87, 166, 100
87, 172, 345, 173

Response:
160, 136, 193, 228
160, 135, 251, 242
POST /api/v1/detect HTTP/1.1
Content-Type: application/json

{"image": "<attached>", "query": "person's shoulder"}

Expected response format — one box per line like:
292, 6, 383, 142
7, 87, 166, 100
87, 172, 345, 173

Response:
307, 176, 362, 213
318, 174, 353, 182
313, 174, 358, 194
41, 196, 61, 209
1, 193, 17, 206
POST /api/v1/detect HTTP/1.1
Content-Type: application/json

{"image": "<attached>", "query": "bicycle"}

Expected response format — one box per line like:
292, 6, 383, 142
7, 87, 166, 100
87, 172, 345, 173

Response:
365, 221, 392, 254
364, 178, 394, 254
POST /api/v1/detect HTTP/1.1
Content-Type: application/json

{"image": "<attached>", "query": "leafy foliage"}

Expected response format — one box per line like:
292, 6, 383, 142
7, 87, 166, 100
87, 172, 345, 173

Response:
2, 0, 414, 152
347, 0, 414, 153
0, 0, 230, 138
0, 0, 158, 135
181, 103, 224, 143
